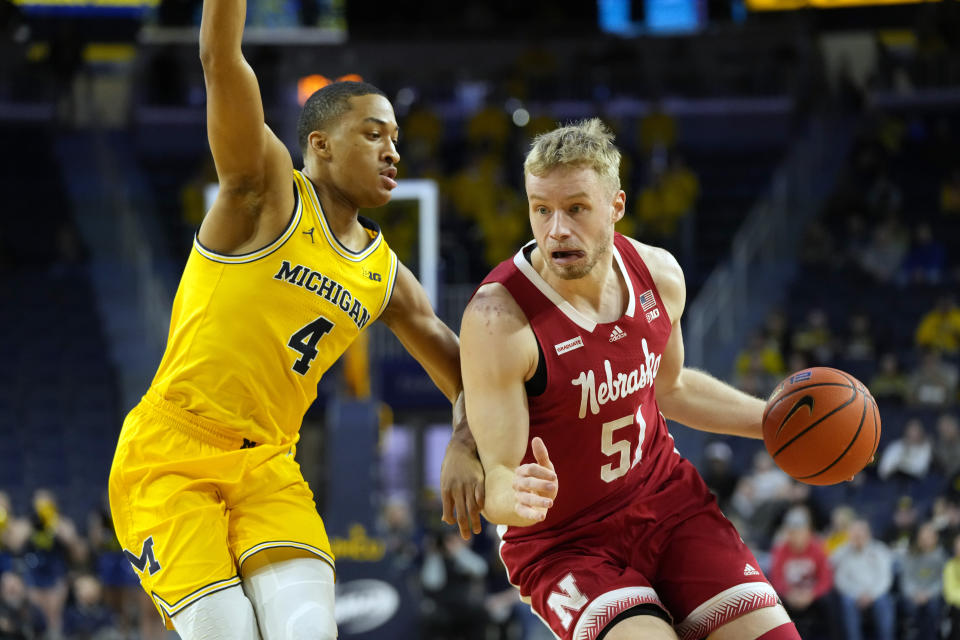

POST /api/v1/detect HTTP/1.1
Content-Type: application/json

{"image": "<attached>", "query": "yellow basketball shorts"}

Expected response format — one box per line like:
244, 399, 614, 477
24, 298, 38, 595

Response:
108, 390, 334, 628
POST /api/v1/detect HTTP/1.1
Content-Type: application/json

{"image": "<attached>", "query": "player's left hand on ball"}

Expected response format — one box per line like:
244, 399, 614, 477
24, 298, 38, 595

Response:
513, 437, 558, 523
440, 437, 486, 540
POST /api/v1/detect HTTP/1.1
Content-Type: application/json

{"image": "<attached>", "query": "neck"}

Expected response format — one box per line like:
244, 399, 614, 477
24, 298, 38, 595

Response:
302, 166, 360, 239
532, 245, 622, 319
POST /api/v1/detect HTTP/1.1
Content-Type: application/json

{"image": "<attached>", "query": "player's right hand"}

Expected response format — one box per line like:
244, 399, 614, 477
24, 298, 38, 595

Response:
512, 437, 558, 523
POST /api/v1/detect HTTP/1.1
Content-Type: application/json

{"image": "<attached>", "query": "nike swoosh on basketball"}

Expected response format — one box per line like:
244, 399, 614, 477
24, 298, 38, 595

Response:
775, 395, 815, 437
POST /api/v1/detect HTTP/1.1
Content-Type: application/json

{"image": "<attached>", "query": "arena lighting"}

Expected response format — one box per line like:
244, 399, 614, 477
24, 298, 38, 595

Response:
297, 74, 364, 106
748, 0, 939, 9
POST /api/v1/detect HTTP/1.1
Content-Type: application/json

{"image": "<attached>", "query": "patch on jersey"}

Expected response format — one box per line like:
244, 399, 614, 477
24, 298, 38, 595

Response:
608, 325, 627, 342
639, 289, 657, 312
743, 563, 760, 576
555, 336, 584, 355
645, 308, 660, 323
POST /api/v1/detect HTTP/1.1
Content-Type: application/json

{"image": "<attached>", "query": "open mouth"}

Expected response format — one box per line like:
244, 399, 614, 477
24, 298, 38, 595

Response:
551, 249, 585, 262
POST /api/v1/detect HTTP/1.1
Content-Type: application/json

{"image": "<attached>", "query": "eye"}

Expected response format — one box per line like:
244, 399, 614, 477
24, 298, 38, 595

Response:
569, 204, 583, 213
368, 131, 381, 140
535, 206, 549, 215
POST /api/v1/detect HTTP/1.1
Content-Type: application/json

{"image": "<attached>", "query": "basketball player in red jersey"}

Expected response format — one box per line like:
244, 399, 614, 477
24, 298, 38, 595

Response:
459, 119, 800, 640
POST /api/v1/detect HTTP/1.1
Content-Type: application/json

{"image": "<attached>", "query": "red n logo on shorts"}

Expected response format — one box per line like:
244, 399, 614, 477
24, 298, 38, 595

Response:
547, 574, 588, 629
123, 536, 162, 576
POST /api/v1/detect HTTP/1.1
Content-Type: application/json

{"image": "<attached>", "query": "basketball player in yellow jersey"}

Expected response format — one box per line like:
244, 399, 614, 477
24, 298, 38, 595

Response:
106, 0, 484, 637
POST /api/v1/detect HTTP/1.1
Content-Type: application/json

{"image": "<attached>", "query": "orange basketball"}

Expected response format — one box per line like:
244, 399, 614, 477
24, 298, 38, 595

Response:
762, 367, 881, 486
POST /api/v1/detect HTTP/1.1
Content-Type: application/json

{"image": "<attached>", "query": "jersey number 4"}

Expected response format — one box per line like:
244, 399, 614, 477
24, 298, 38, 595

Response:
287, 316, 334, 375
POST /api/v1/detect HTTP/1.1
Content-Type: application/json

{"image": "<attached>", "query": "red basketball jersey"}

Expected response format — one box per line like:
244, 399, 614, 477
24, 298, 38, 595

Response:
480, 233, 681, 540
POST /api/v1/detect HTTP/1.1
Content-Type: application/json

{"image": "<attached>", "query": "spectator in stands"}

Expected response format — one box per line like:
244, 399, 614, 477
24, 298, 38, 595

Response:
23, 489, 85, 640
900, 222, 947, 285
0, 492, 11, 575
942, 167, 960, 215
946, 533, 960, 640
700, 440, 740, 512
419, 528, 488, 640
916, 295, 960, 355
768, 507, 836, 640
730, 451, 793, 545
933, 497, 960, 551
62, 574, 116, 640
907, 349, 959, 407
824, 505, 857, 555
899, 521, 947, 640
935, 413, 960, 478
733, 332, 785, 396
832, 519, 896, 640
877, 418, 933, 481
883, 496, 920, 557
869, 353, 910, 404
842, 311, 877, 363
637, 99, 676, 162
762, 309, 793, 362
402, 101, 444, 168
634, 166, 695, 243
466, 99, 510, 154
791, 308, 835, 366
0, 571, 45, 639
857, 216, 908, 284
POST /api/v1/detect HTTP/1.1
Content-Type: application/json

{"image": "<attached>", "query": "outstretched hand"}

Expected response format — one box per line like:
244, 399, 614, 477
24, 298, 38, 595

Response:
513, 437, 558, 523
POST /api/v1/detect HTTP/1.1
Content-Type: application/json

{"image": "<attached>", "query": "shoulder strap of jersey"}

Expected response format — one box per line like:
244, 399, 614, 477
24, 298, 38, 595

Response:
613, 233, 665, 306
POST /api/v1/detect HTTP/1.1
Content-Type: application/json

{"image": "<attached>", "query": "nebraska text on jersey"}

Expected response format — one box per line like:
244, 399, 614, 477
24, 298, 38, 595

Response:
571, 338, 662, 419
274, 260, 372, 329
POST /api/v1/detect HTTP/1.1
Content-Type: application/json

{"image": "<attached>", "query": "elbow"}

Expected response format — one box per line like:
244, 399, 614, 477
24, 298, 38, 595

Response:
198, 40, 239, 73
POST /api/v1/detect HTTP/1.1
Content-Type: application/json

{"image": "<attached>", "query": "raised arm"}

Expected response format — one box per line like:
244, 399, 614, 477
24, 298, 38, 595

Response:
197, 0, 294, 253
631, 239, 766, 440
379, 261, 485, 538
460, 284, 557, 527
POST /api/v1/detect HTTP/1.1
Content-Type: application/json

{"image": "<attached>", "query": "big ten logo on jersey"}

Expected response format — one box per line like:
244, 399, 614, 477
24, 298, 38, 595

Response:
362, 267, 382, 282
547, 574, 588, 630
123, 536, 162, 576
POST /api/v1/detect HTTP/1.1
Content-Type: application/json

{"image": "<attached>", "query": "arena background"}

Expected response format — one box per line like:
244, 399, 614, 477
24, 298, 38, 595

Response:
1, 0, 959, 638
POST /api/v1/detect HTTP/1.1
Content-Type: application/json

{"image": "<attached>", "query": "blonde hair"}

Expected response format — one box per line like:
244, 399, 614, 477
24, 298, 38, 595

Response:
523, 118, 621, 193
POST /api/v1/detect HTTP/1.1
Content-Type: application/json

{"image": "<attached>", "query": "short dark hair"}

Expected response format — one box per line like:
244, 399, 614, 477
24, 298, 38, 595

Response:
297, 81, 387, 153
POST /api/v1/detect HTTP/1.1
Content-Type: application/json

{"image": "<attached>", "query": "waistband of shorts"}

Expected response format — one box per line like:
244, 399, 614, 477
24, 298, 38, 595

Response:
141, 389, 248, 450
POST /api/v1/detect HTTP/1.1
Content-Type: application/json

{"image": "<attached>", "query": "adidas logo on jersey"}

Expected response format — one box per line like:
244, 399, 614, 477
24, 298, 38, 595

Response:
609, 325, 627, 342
743, 563, 760, 576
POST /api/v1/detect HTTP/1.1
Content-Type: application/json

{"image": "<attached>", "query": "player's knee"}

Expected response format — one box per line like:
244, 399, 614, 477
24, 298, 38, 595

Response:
244, 557, 337, 640
285, 602, 337, 640
172, 585, 261, 640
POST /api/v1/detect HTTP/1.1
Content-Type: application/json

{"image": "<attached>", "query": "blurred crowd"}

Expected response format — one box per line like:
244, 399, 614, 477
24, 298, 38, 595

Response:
0, 490, 162, 640
724, 101, 960, 639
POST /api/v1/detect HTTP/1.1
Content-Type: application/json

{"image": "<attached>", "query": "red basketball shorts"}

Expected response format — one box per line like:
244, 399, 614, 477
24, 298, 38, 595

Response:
498, 458, 779, 640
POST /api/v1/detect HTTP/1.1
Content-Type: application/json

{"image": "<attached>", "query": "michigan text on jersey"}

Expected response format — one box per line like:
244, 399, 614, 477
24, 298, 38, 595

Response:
274, 260, 372, 329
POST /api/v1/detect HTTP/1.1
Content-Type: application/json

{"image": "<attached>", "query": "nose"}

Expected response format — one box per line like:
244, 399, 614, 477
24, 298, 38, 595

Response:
548, 210, 570, 240
384, 138, 400, 165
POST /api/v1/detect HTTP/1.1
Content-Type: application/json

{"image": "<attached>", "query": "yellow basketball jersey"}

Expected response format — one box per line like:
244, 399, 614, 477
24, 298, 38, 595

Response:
148, 169, 398, 445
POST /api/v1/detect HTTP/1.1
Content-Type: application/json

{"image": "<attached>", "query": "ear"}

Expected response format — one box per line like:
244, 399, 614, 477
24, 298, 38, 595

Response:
611, 190, 626, 224
308, 130, 332, 160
